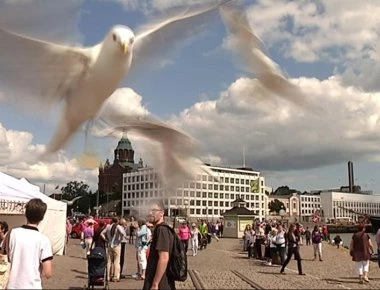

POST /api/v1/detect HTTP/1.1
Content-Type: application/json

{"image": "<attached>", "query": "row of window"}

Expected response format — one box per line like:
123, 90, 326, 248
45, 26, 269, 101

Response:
124, 192, 265, 201
194, 176, 260, 185
301, 203, 320, 208
333, 201, 380, 208
300, 197, 320, 202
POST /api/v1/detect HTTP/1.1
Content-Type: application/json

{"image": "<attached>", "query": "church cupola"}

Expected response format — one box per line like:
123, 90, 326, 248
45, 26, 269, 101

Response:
114, 133, 134, 163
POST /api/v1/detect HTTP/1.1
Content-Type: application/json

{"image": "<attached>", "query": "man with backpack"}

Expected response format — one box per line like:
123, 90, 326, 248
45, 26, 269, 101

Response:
143, 200, 185, 290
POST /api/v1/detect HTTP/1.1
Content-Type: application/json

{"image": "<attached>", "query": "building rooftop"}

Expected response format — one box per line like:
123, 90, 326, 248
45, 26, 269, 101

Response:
222, 206, 256, 216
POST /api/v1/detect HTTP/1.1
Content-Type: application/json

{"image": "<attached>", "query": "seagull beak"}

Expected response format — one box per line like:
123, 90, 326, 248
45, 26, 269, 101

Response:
122, 43, 129, 54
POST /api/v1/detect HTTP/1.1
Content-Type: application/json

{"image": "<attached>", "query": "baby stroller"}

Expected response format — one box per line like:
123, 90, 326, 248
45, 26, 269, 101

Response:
86, 246, 109, 290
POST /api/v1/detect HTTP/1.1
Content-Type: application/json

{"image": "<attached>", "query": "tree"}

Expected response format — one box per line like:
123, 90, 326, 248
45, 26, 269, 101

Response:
273, 186, 301, 196
60, 181, 95, 214
268, 199, 286, 213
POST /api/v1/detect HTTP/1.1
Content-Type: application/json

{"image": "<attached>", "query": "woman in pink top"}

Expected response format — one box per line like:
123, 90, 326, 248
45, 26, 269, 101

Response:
179, 222, 191, 253
81, 221, 94, 257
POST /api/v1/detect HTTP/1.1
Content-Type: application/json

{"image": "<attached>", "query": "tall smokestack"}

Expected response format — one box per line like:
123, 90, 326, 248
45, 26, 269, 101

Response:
348, 161, 354, 193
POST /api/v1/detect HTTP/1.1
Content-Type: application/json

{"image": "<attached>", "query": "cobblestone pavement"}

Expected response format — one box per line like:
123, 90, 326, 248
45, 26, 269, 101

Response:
43, 238, 380, 289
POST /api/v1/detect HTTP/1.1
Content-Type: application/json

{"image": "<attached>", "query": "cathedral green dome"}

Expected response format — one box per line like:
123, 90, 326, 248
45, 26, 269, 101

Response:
116, 136, 133, 150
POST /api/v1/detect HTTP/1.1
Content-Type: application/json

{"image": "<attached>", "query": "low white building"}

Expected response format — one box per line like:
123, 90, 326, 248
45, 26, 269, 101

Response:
122, 165, 268, 221
320, 191, 380, 222
299, 194, 321, 222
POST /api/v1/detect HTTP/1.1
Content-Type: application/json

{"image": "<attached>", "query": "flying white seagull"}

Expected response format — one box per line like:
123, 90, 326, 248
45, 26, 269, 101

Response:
90, 88, 216, 188
61, 196, 83, 206
219, 2, 316, 111
0, 0, 230, 155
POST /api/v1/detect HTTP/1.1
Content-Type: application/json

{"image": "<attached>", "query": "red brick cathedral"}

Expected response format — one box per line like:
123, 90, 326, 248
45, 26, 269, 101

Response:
98, 135, 143, 197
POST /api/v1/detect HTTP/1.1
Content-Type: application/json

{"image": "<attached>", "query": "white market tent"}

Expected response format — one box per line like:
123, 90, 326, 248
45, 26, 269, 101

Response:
0, 172, 67, 255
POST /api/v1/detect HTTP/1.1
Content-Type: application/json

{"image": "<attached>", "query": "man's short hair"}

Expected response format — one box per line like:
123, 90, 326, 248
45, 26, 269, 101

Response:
148, 199, 165, 211
25, 198, 47, 224
0, 221, 9, 234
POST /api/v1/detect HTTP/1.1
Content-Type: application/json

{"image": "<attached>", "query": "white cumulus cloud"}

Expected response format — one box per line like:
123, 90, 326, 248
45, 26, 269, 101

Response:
0, 123, 98, 193
170, 76, 380, 172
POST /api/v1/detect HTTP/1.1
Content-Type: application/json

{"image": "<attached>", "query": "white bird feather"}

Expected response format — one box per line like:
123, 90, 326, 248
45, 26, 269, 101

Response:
61, 196, 83, 206
91, 88, 216, 189
0, 0, 230, 155
219, 2, 317, 111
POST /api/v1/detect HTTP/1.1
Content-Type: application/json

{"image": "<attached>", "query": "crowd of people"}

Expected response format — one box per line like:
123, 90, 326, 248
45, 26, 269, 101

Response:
1, 198, 379, 289
243, 221, 332, 275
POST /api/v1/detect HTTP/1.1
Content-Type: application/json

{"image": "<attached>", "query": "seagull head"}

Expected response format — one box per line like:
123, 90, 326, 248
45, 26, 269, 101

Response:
109, 25, 135, 55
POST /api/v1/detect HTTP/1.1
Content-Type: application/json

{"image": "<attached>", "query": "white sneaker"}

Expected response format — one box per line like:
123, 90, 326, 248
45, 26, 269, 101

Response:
193, 253, 196, 256
267, 262, 272, 266
132, 273, 139, 279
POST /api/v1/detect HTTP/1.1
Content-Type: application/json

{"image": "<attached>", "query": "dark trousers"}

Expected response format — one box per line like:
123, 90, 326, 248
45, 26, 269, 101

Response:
277, 246, 286, 265
120, 242, 126, 277
281, 247, 302, 274
247, 244, 253, 258
378, 249, 380, 268
255, 239, 263, 259
306, 238, 311, 246
181, 239, 188, 253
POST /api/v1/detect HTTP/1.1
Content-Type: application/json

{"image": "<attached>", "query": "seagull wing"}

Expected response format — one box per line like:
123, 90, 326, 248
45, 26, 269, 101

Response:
130, 0, 231, 75
0, 28, 93, 112
219, 3, 317, 111
94, 110, 213, 188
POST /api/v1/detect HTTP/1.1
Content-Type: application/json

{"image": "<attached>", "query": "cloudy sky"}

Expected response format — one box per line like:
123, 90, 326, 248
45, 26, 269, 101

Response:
1, 0, 380, 195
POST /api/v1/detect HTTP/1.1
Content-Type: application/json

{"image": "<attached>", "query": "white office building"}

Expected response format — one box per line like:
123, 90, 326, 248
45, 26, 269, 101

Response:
299, 194, 321, 222
122, 165, 268, 221
320, 191, 380, 222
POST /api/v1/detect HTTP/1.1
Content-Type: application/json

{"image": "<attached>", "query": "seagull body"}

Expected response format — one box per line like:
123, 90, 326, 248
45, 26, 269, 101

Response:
47, 26, 134, 153
61, 196, 83, 206
0, 1, 229, 154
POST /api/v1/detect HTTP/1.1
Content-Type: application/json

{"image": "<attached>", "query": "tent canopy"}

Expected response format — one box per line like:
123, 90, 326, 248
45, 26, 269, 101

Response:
0, 172, 67, 255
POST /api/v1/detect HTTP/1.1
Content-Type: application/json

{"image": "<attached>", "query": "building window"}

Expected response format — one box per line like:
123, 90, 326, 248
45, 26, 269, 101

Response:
231, 194, 235, 200
196, 192, 201, 198
225, 178, 229, 183
202, 209, 206, 215
196, 183, 201, 189
208, 192, 212, 198
208, 201, 212, 206
214, 201, 218, 206
220, 193, 224, 199
208, 209, 212, 214
202, 184, 207, 189
214, 209, 218, 215
220, 201, 224, 207
225, 202, 229, 207
231, 178, 234, 184
190, 191, 195, 197
190, 209, 195, 214
202, 192, 207, 198
202, 200, 206, 206
196, 200, 201, 206
214, 193, 218, 198
196, 209, 200, 214
225, 194, 229, 199
190, 200, 195, 206
202, 175, 207, 181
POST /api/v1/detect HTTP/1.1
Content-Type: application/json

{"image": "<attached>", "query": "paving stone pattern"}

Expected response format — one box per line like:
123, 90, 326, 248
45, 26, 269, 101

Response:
43, 237, 380, 289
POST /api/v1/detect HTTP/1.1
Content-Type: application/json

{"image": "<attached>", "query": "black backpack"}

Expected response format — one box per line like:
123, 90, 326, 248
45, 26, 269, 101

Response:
156, 224, 187, 282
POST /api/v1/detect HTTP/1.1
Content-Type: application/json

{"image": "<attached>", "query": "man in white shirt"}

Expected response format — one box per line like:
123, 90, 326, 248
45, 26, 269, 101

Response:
1, 198, 53, 289
101, 217, 127, 282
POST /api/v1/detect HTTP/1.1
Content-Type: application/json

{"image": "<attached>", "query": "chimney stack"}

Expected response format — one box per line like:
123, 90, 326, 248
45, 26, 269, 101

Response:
348, 161, 354, 193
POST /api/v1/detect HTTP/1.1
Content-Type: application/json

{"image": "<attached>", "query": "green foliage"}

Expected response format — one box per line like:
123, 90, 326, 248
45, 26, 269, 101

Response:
268, 199, 286, 213
273, 186, 301, 196
60, 181, 95, 214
